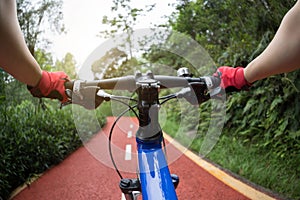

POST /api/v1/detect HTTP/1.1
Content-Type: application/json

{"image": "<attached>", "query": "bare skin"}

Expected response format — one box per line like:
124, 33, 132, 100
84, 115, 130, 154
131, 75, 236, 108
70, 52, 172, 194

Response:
244, 0, 300, 83
0, 0, 42, 87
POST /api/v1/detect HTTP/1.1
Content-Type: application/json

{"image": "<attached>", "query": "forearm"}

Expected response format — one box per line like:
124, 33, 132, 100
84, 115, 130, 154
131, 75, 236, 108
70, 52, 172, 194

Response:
244, 0, 300, 83
0, 0, 42, 87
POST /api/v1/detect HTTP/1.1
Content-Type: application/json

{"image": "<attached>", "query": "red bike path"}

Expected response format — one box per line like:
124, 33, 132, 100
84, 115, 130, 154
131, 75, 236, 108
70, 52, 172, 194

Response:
11, 117, 279, 200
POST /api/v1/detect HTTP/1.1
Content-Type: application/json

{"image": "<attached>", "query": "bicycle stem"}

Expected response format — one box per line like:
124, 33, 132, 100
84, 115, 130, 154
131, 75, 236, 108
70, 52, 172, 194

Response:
135, 71, 163, 142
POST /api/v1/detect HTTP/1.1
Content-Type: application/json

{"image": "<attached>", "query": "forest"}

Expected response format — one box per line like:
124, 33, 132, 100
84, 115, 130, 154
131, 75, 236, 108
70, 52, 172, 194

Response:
1, 0, 299, 199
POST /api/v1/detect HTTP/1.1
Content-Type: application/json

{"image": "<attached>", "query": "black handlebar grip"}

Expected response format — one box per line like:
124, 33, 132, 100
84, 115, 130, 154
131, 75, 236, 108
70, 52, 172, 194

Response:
64, 81, 74, 90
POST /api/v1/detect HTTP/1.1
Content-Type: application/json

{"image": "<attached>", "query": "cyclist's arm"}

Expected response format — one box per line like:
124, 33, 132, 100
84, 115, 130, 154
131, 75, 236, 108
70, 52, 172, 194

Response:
244, 0, 300, 83
0, 0, 42, 87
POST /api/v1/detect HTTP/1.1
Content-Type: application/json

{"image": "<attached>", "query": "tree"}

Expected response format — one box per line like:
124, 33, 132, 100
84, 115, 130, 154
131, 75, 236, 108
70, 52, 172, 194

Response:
55, 53, 77, 79
100, 0, 155, 59
17, 0, 65, 57
169, 0, 300, 160
171, 0, 296, 66
35, 49, 54, 71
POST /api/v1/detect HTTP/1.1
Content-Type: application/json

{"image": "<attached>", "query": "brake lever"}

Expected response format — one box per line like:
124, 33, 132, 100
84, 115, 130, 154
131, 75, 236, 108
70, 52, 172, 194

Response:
175, 84, 210, 105
62, 81, 103, 109
209, 86, 222, 97
208, 86, 225, 101
60, 89, 73, 109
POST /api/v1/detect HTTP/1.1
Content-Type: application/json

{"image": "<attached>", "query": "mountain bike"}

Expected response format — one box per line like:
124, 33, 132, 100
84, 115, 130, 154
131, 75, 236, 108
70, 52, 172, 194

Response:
64, 68, 222, 200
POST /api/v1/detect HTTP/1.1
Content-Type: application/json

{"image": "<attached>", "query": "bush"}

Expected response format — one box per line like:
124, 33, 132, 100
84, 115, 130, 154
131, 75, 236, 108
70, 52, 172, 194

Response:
224, 72, 300, 159
0, 100, 106, 199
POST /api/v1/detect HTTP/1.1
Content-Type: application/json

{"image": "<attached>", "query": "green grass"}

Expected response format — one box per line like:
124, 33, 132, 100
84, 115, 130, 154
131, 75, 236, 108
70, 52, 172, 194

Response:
208, 136, 300, 199
163, 119, 300, 200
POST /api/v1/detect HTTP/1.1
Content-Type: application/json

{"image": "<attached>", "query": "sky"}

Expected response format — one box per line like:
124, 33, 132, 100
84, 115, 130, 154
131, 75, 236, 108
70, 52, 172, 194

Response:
47, 0, 178, 66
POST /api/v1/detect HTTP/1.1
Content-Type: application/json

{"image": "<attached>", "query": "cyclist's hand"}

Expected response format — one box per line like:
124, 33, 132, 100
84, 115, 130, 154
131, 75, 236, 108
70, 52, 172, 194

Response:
214, 66, 251, 92
65, 81, 103, 110
28, 71, 69, 103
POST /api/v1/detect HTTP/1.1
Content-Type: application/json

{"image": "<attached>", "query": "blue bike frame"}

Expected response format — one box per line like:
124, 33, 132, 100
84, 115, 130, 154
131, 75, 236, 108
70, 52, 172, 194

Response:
137, 138, 178, 200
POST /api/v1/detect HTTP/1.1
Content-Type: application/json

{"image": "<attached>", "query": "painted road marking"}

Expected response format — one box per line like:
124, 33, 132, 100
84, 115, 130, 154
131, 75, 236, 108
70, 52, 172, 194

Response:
130, 124, 133, 128
163, 133, 276, 200
127, 130, 132, 138
125, 144, 132, 161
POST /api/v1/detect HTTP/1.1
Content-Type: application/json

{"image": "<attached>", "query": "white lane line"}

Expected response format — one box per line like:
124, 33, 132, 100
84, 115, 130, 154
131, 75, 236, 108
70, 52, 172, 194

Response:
130, 124, 133, 129
125, 144, 132, 161
127, 130, 132, 138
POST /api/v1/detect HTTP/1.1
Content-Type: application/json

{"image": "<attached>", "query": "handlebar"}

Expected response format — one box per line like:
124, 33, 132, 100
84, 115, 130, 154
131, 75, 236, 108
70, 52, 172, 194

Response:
63, 70, 222, 109
65, 74, 220, 91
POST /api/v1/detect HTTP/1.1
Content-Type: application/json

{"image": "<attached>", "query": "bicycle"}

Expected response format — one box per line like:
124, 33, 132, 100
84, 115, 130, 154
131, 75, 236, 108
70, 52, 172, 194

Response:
64, 68, 222, 200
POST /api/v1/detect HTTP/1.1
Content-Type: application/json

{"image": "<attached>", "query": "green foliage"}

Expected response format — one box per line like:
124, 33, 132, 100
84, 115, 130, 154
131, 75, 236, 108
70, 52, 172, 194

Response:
55, 53, 77, 79
17, 0, 65, 55
35, 49, 54, 71
225, 72, 300, 159
100, 0, 154, 39
0, 100, 106, 199
172, 0, 296, 66
167, 0, 300, 162
100, 0, 147, 60
91, 48, 128, 79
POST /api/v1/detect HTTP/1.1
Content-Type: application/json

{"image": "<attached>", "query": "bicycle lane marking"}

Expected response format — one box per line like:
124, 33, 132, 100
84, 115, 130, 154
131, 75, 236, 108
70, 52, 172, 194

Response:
124, 124, 135, 162
124, 144, 132, 160
125, 128, 133, 161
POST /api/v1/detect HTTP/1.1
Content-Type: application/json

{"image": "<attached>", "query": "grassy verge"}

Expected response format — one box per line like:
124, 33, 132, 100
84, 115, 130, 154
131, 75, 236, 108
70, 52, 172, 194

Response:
163, 119, 300, 200
208, 136, 300, 199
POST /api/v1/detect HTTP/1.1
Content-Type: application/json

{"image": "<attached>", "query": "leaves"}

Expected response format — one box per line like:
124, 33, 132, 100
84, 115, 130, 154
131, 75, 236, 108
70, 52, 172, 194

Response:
0, 100, 106, 199
55, 53, 77, 79
168, 0, 300, 159
17, 0, 65, 55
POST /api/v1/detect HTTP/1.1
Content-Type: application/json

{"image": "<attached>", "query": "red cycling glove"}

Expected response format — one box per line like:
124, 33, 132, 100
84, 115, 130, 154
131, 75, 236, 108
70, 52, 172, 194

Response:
215, 66, 251, 91
28, 71, 69, 103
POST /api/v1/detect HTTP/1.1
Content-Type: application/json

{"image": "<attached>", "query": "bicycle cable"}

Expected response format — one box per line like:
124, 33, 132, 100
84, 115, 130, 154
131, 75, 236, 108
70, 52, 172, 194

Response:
111, 95, 138, 102
109, 94, 176, 179
159, 95, 177, 159
108, 99, 138, 179
159, 94, 177, 105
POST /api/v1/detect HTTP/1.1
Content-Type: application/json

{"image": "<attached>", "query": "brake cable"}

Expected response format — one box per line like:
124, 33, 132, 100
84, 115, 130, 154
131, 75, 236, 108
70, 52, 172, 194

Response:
109, 94, 177, 179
